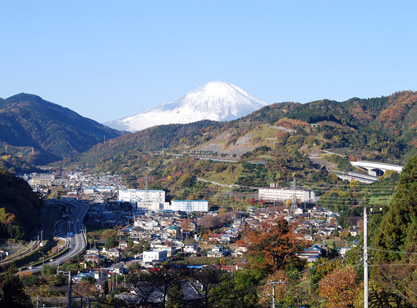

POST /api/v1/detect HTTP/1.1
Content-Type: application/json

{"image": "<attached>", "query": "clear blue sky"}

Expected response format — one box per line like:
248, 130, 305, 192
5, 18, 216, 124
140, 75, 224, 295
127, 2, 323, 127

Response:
1, 1, 416, 123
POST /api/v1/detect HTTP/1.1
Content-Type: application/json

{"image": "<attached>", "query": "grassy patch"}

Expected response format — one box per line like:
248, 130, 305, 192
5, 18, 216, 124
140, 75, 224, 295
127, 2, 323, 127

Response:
369, 195, 393, 206
205, 164, 243, 185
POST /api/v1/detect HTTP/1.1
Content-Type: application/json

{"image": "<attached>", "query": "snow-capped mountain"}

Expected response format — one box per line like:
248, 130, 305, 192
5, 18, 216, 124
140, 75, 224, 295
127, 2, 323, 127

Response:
105, 81, 268, 132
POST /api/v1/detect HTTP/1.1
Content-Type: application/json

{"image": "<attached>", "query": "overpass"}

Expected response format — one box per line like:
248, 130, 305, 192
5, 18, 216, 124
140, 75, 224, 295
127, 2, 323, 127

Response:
350, 161, 403, 176
330, 170, 378, 184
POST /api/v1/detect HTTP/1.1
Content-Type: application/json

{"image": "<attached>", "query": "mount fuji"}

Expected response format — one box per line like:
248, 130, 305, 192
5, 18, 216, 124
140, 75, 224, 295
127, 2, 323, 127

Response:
105, 81, 268, 132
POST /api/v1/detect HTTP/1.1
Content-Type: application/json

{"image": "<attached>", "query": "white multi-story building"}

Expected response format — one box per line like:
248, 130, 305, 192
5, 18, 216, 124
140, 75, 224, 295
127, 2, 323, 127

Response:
169, 200, 209, 212
118, 189, 166, 209
143, 249, 168, 263
258, 185, 316, 203
29, 174, 55, 187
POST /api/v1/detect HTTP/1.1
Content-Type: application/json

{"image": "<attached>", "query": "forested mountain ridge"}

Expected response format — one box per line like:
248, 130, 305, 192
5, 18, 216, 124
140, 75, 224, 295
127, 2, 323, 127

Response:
67, 91, 417, 196
0, 93, 123, 165
285, 91, 417, 135
75, 120, 223, 169
75, 102, 301, 168
73, 91, 417, 171
0, 167, 42, 240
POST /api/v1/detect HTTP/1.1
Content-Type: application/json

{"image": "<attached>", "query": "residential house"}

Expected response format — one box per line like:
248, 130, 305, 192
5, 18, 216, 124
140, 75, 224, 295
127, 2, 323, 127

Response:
102, 247, 120, 260
118, 241, 128, 251
85, 247, 101, 265
110, 262, 128, 275
166, 226, 181, 239
232, 244, 247, 257
184, 242, 200, 255
207, 245, 229, 258
143, 249, 168, 263
208, 234, 222, 242
297, 245, 324, 262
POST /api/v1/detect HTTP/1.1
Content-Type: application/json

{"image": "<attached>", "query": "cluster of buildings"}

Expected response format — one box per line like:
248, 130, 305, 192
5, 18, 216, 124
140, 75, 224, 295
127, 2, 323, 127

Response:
24, 171, 210, 213
24, 171, 125, 202
117, 189, 209, 213
70, 181, 361, 307
26, 170, 361, 274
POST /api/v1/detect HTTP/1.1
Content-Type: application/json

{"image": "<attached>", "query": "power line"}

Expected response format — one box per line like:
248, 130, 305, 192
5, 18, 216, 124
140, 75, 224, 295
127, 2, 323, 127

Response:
369, 263, 417, 267
368, 219, 417, 267
368, 247, 417, 256
308, 262, 364, 288
288, 248, 362, 279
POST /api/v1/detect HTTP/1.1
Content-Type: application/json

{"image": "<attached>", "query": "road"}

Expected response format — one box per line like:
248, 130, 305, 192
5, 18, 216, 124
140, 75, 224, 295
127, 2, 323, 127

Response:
329, 170, 378, 184
23, 200, 89, 274
197, 177, 259, 190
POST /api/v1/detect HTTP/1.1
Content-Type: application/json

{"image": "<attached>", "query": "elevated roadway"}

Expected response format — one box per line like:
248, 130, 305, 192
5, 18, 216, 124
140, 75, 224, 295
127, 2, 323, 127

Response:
330, 170, 378, 184
350, 161, 403, 176
22, 200, 88, 274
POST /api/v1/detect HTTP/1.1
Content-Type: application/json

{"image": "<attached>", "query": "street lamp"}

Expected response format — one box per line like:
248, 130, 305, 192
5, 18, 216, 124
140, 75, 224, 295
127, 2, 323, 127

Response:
40, 251, 45, 266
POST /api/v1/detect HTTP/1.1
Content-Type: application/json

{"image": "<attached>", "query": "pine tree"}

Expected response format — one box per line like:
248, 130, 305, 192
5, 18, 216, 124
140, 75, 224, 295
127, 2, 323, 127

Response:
374, 155, 417, 262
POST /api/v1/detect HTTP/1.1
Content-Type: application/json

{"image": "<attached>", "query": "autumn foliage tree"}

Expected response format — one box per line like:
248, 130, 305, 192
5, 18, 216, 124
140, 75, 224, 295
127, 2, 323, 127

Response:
318, 266, 360, 308
238, 216, 309, 274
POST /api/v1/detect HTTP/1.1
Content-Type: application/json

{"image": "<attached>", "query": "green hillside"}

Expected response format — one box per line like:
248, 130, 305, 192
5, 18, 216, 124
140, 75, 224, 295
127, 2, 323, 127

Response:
0, 93, 123, 165
68, 91, 417, 200
0, 167, 43, 240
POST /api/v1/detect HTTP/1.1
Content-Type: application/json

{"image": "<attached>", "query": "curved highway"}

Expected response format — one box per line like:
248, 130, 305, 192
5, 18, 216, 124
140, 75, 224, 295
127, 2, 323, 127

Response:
24, 200, 89, 273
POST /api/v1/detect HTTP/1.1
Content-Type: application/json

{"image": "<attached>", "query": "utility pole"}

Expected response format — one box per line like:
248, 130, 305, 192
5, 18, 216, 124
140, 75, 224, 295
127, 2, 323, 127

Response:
266, 281, 276, 308
364, 207, 382, 308
364, 207, 368, 308
266, 280, 284, 308
68, 271, 72, 308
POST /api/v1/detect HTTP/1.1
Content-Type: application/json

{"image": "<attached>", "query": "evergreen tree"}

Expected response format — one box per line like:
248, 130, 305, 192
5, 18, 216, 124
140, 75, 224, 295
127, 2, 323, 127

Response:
0, 266, 33, 308
374, 155, 417, 262
166, 283, 183, 308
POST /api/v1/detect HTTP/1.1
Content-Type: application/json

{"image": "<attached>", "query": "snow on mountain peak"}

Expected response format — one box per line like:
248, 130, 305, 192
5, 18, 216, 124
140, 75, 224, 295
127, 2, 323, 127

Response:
105, 82, 268, 132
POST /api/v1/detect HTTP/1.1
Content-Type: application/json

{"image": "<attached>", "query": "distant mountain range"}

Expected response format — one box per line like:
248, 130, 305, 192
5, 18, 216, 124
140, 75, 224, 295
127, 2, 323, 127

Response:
105, 81, 268, 132
0, 93, 123, 165
1, 87, 417, 173
77, 91, 417, 174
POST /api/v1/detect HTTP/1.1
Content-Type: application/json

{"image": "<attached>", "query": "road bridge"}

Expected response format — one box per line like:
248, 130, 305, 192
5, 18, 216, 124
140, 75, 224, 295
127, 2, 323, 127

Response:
330, 170, 378, 184
350, 161, 403, 176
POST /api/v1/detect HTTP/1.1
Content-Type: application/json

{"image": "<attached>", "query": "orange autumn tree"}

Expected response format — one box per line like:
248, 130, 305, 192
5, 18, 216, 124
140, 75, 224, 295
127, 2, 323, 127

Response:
238, 216, 309, 273
318, 266, 360, 308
